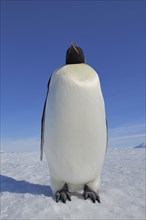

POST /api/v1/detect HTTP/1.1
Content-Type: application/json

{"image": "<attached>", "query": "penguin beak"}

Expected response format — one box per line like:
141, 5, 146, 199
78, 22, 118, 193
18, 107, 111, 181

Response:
70, 41, 79, 54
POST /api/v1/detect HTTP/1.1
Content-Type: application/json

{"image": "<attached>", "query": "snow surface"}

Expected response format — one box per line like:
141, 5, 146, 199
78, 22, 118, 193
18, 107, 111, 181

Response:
1, 148, 145, 220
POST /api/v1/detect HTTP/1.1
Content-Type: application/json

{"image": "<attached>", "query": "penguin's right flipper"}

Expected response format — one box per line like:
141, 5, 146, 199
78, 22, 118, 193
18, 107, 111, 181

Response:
55, 183, 72, 203
40, 77, 51, 161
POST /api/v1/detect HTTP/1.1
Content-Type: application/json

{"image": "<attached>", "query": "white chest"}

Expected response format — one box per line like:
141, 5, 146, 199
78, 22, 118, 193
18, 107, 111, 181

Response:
44, 64, 107, 184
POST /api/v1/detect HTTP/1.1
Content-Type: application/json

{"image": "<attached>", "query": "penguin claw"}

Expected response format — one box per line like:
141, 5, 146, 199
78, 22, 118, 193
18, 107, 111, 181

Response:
83, 185, 100, 203
55, 183, 71, 203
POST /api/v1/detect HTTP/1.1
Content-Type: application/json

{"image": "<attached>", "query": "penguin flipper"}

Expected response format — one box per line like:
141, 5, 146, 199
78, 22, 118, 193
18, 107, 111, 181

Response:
106, 119, 108, 152
40, 77, 51, 161
40, 101, 46, 161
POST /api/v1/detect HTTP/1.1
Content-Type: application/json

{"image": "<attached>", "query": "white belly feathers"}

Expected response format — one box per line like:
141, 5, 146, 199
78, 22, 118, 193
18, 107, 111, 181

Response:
44, 64, 106, 185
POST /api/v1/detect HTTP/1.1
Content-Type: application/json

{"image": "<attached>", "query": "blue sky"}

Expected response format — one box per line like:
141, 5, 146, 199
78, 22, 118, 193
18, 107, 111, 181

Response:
1, 0, 145, 152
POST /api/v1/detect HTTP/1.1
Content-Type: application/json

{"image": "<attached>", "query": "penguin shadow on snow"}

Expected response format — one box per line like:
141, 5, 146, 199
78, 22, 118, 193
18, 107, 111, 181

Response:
0, 175, 53, 197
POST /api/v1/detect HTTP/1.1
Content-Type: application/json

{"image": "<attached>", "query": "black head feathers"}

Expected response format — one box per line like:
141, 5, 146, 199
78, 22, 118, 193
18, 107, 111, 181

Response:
66, 42, 85, 64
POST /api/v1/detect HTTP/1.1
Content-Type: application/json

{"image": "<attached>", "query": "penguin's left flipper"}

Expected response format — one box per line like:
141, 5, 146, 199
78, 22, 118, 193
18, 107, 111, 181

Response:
55, 183, 71, 203
83, 185, 100, 203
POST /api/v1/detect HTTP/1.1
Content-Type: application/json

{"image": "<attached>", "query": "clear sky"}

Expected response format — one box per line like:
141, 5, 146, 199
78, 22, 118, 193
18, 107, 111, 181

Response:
1, 0, 145, 152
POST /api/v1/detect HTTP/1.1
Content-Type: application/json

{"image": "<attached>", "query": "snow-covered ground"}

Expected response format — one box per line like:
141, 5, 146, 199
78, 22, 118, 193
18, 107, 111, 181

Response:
1, 148, 145, 220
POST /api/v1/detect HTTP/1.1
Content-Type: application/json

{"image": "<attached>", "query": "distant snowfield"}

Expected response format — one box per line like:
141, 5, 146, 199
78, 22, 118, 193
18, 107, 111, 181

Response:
1, 148, 145, 220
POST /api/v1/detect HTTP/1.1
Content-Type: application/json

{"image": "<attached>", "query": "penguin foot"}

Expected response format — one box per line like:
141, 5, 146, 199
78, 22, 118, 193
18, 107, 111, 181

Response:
55, 183, 71, 203
83, 185, 100, 203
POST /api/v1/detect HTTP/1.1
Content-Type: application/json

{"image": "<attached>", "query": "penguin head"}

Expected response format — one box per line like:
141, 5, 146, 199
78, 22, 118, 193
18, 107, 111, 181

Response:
66, 42, 86, 65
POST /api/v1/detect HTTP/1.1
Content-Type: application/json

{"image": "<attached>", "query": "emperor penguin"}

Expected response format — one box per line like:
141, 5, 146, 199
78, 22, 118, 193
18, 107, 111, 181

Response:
41, 43, 107, 203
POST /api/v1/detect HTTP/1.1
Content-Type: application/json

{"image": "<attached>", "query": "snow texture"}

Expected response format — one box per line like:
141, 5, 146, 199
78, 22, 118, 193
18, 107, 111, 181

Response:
1, 148, 145, 220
